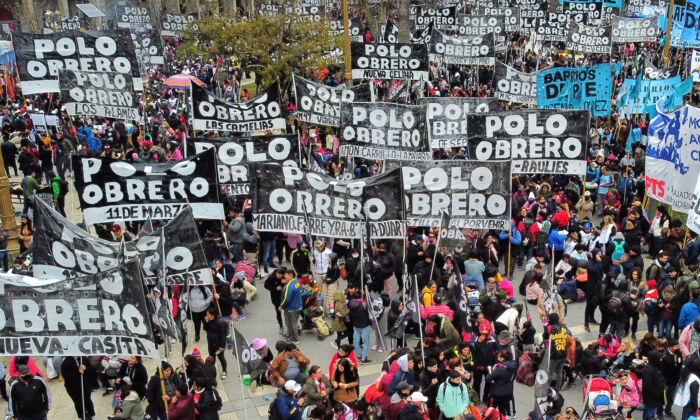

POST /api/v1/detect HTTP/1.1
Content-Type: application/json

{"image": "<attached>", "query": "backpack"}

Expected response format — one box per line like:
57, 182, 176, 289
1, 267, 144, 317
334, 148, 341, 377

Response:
646, 264, 660, 282
268, 399, 282, 420
607, 295, 624, 315
340, 265, 348, 280
643, 299, 657, 315
522, 221, 534, 246
537, 221, 550, 244
611, 240, 625, 261
57, 179, 69, 195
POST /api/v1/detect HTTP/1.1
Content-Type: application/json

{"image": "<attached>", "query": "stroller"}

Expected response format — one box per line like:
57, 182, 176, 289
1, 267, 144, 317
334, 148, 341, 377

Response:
299, 291, 330, 340
583, 377, 621, 420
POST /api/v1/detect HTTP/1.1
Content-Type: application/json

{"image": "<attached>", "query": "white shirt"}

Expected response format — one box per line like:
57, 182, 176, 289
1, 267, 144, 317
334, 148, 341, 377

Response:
313, 247, 332, 274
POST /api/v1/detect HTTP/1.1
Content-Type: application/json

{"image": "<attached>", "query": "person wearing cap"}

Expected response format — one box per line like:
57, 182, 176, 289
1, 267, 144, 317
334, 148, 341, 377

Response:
436, 369, 471, 419
273, 380, 305, 420
9, 364, 51, 420
249, 338, 273, 391
399, 391, 429, 418
61, 355, 96, 420
290, 241, 312, 278
576, 190, 595, 221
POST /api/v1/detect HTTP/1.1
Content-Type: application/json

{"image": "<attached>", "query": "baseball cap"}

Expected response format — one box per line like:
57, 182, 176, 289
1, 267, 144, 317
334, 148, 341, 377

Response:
410, 391, 428, 402
284, 380, 302, 392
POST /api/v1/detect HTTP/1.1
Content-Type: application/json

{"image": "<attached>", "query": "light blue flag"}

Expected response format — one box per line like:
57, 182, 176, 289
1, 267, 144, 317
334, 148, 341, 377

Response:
626, 126, 642, 153
673, 77, 693, 107
629, 72, 643, 100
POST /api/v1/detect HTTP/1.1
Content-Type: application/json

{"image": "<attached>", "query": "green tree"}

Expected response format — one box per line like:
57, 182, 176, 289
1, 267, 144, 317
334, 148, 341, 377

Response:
178, 14, 342, 89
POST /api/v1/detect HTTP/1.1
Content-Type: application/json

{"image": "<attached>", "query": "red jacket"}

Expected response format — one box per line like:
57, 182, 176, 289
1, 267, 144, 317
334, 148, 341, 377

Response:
328, 351, 358, 378
551, 211, 570, 229
168, 392, 195, 420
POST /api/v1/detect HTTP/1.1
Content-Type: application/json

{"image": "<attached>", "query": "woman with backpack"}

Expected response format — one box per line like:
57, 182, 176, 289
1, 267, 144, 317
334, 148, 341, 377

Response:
626, 268, 646, 339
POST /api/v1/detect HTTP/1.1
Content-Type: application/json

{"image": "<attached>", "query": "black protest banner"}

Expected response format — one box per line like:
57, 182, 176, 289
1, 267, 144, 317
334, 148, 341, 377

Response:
612, 16, 658, 43
191, 81, 286, 133
12, 29, 140, 94
230, 328, 266, 375
466, 109, 590, 175
643, 61, 679, 80
71, 148, 223, 224
251, 164, 405, 239
475, 7, 522, 31
455, 14, 506, 45
560, 1, 604, 25
535, 14, 568, 41
430, 30, 495, 66
330, 19, 363, 41
493, 61, 537, 106
438, 212, 469, 248
161, 14, 199, 37
418, 97, 499, 148
350, 42, 429, 80
59, 69, 138, 120
519, 0, 549, 33
0, 259, 158, 359
123, 207, 214, 286
131, 28, 164, 65
401, 160, 511, 230
339, 102, 430, 160
188, 134, 300, 196
565, 22, 612, 54
259, 3, 325, 22
116, 5, 152, 29
44, 15, 81, 33
410, 5, 458, 31
32, 198, 121, 280
293, 74, 373, 127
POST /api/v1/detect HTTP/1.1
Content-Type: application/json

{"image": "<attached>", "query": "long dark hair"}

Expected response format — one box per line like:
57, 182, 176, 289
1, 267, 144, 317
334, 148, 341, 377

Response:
333, 358, 358, 384
679, 358, 700, 387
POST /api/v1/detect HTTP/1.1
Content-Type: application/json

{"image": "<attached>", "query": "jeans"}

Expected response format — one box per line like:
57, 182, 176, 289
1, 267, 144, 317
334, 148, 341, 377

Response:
354, 326, 371, 360
665, 385, 676, 414
56, 156, 69, 179
262, 240, 276, 270
0, 249, 8, 272
549, 358, 566, 391
284, 310, 301, 341
659, 318, 673, 339
609, 319, 626, 339
648, 315, 658, 336
643, 403, 663, 420
682, 403, 696, 420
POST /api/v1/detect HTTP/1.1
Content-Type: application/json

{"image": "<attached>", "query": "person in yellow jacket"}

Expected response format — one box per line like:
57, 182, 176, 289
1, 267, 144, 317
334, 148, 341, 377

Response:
421, 281, 438, 307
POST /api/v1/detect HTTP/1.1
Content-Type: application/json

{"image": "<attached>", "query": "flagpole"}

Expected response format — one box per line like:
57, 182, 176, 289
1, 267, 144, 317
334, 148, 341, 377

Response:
229, 327, 250, 420
425, 211, 445, 289
80, 357, 87, 420
413, 277, 426, 366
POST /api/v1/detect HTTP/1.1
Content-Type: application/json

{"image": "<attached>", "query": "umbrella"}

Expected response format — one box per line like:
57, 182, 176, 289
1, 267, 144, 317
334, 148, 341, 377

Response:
163, 73, 206, 90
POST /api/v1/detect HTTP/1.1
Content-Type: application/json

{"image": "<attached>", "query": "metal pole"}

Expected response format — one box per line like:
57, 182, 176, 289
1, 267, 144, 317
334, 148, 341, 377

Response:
413, 277, 425, 366
229, 328, 249, 420
79, 357, 87, 420
342, 0, 352, 86
663, 0, 675, 66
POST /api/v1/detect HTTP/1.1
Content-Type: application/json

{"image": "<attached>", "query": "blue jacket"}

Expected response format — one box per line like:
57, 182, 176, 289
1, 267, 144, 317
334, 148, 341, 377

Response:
275, 393, 302, 420
679, 299, 700, 329
557, 278, 578, 301
683, 238, 700, 266
280, 279, 303, 311
548, 229, 566, 251
499, 221, 522, 245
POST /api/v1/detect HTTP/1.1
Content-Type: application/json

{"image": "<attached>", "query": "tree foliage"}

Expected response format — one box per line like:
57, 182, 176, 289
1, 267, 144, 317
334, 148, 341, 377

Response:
178, 14, 343, 88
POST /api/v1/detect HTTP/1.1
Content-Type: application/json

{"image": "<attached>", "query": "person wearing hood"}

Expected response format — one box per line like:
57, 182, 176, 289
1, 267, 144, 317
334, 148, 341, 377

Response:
331, 289, 352, 349
226, 207, 245, 262
576, 191, 595, 221
388, 355, 415, 396
242, 222, 259, 264
585, 248, 604, 331
420, 295, 454, 320
486, 349, 517, 417
290, 241, 312, 277
264, 268, 286, 335
642, 350, 666, 420
470, 320, 497, 402
418, 358, 444, 418
429, 314, 460, 350
110, 384, 144, 420
407, 235, 426, 273
412, 247, 441, 291
436, 369, 471, 419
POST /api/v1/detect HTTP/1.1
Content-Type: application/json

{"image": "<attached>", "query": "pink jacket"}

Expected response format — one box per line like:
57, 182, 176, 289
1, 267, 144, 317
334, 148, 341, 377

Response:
420, 304, 454, 320
680, 324, 693, 360
499, 278, 514, 299
8, 357, 43, 378
376, 360, 400, 413
610, 379, 640, 408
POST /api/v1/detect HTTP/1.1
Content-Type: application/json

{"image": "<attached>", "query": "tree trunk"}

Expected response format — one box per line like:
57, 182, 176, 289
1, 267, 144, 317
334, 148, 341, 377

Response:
397, 0, 410, 43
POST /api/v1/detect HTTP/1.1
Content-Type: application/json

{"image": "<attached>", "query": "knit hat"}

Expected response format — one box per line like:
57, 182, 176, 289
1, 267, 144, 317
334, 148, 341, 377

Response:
647, 280, 656, 289
251, 338, 267, 350
192, 348, 201, 359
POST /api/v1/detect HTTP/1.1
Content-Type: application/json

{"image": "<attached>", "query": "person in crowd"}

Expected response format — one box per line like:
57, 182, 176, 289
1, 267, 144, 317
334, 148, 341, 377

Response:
279, 268, 303, 344
9, 365, 51, 420
348, 284, 373, 364
116, 356, 148, 400
188, 285, 213, 342
303, 365, 331, 408
331, 358, 359, 405
203, 307, 228, 378
269, 343, 310, 386
109, 384, 144, 420
264, 268, 286, 335
61, 356, 96, 420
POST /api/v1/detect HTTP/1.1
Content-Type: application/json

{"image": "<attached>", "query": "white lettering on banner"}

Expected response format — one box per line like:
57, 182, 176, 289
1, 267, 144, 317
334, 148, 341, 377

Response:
83, 203, 224, 223
0, 336, 157, 358
612, 16, 657, 42
252, 214, 404, 239
338, 145, 432, 160
494, 62, 537, 105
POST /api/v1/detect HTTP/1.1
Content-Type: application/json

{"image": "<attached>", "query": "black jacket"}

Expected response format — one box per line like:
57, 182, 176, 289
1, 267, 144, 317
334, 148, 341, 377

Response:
642, 351, 666, 406
418, 368, 443, 408
264, 272, 284, 304
204, 316, 228, 351
61, 356, 94, 394
145, 374, 181, 417
118, 362, 149, 399
348, 297, 372, 329
662, 349, 682, 387
10, 376, 50, 417
194, 388, 221, 420
485, 360, 517, 397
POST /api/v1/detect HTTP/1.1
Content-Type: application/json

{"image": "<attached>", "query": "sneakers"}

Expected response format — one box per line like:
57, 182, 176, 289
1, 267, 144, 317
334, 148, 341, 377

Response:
377, 348, 385, 353
235, 314, 246, 321
279, 327, 285, 335
371, 344, 379, 351
250, 380, 257, 393
102, 387, 114, 396
360, 358, 372, 364
330, 341, 338, 349
221, 371, 227, 379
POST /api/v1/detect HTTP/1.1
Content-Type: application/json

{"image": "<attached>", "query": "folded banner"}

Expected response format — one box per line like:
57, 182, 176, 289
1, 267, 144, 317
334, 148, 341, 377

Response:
339, 102, 430, 160
251, 164, 405, 239
12, 29, 141, 94
418, 97, 499, 148
116, 5, 152, 28
402, 160, 511, 230
0, 259, 158, 359
32, 199, 213, 285
536, 63, 612, 117
292, 75, 373, 127
493, 61, 537, 106
131, 28, 164, 65
187, 134, 300, 196
161, 14, 199, 37
429, 30, 495, 65
230, 328, 266, 375
646, 105, 700, 212
191, 81, 285, 133
72, 148, 223, 224
59, 69, 138, 120
466, 109, 590, 175
350, 42, 429, 80
565, 22, 612, 54
612, 16, 658, 42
